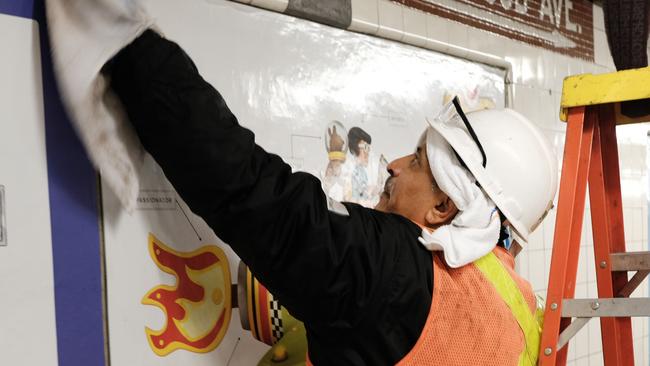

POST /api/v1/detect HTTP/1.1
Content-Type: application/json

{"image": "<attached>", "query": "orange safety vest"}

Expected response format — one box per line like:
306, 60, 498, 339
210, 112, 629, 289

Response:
307, 247, 542, 366
397, 247, 541, 365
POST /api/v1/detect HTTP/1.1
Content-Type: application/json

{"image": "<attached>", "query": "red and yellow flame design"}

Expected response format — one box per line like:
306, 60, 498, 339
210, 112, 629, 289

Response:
143, 234, 231, 356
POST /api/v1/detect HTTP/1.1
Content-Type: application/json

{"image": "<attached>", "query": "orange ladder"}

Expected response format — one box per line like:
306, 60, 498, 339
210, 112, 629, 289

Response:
538, 67, 650, 366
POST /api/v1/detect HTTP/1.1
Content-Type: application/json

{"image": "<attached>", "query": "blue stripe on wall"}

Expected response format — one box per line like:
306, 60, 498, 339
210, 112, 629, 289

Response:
0, 0, 34, 19
1, 1, 107, 365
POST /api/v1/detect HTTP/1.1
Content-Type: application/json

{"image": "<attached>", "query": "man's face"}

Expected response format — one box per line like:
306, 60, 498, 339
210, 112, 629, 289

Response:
375, 139, 440, 226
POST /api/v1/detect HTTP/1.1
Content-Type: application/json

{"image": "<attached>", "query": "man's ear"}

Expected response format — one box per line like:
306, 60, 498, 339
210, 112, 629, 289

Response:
424, 195, 458, 227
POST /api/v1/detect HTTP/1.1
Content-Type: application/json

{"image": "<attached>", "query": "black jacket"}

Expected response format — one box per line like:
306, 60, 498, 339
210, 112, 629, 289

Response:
109, 30, 433, 366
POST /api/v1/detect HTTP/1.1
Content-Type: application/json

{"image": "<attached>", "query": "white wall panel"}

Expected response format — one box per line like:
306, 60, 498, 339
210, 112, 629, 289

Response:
0, 13, 58, 366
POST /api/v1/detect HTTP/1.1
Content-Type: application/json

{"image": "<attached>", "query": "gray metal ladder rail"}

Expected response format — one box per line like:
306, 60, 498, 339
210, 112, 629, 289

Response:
554, 252, 650, 351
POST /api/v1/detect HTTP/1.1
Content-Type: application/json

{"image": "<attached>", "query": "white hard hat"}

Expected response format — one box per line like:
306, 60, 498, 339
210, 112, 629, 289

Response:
427, 98, 558, 243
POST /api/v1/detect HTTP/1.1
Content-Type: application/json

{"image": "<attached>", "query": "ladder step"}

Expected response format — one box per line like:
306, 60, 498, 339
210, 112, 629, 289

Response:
560, 66, 650, 123
562, 298, 650, 317
610, 251, 650, 271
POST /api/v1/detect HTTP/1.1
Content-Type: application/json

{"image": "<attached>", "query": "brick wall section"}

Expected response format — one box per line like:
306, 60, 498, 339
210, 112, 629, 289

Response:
394, 0, 594, 60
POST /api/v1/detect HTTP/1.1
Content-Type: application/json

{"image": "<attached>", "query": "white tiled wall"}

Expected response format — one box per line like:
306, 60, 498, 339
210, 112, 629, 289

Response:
236, 0, 650, 363
346, 1, 649, 365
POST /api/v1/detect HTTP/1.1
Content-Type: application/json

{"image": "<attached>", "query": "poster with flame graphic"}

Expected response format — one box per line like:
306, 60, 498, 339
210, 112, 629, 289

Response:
143, 234, 232, 356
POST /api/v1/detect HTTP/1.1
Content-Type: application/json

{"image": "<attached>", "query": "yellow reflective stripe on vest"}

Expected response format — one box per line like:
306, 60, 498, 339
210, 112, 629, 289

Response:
474, 252, 542, 366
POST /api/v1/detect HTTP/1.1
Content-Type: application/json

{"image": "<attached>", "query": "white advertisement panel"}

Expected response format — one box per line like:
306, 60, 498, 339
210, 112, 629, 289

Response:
102, 0, 506, 365
0, 14, 58, 366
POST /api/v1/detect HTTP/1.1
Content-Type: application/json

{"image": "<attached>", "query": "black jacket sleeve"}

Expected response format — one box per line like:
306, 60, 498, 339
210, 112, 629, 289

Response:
108, 31, 432, 365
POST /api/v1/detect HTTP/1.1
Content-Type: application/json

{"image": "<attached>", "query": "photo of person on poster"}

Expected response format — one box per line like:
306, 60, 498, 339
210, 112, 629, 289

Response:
322, 122, 388, 208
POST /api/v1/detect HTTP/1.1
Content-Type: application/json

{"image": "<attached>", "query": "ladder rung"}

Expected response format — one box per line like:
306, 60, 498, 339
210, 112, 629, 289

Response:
610, 252, 650, 271
562, 298, 650, 317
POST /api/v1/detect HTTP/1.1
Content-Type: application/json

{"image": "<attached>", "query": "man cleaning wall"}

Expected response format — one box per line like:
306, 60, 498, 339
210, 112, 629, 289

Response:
97, 29, 558, 365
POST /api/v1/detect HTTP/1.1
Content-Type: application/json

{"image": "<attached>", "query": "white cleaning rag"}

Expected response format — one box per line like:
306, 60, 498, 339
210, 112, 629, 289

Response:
46, 0, 154, 211
418, 127, 501, 268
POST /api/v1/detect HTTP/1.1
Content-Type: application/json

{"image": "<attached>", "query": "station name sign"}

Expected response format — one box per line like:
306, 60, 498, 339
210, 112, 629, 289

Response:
396, 0, 594, 60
